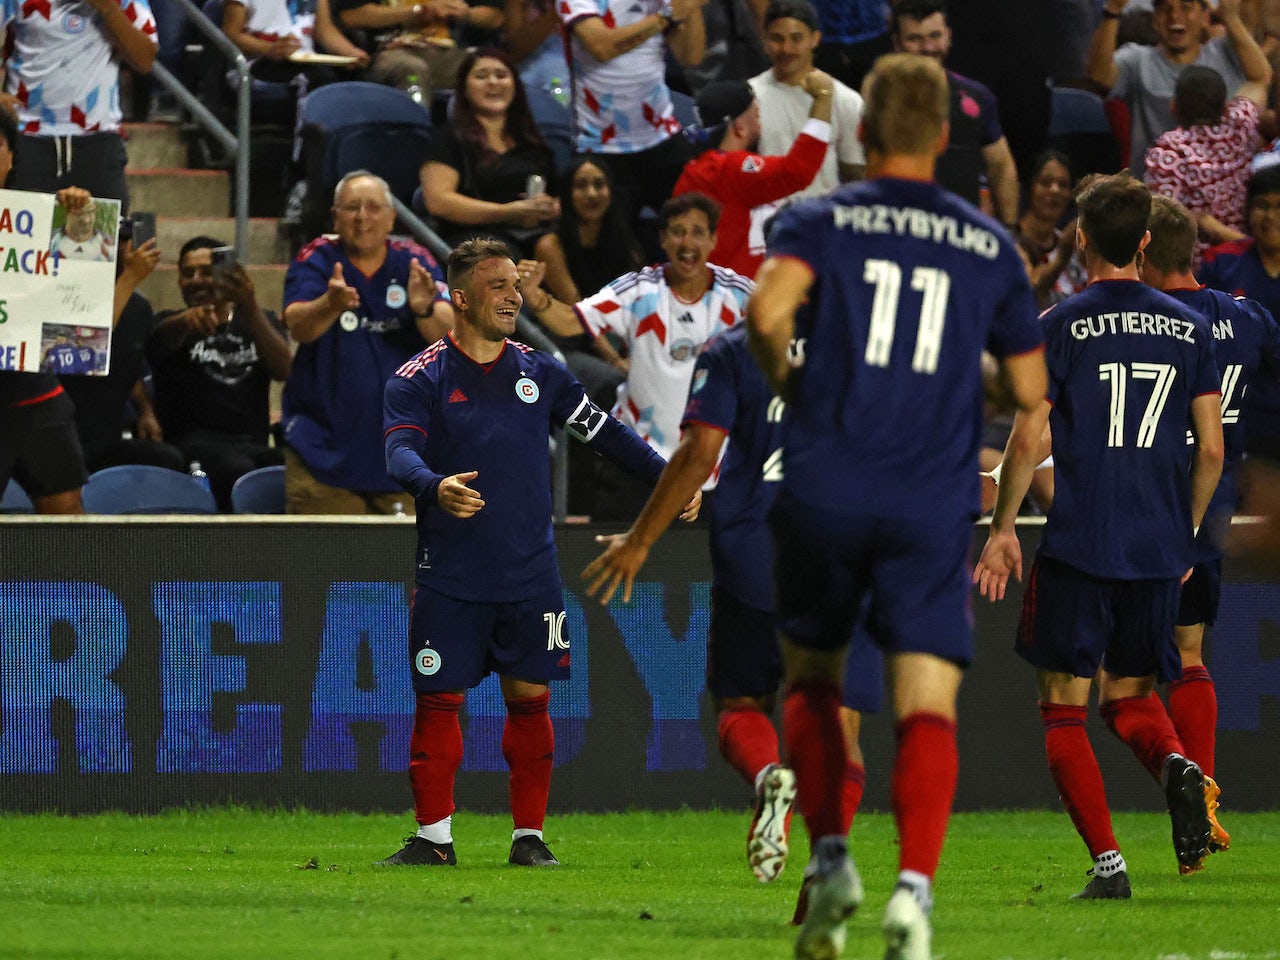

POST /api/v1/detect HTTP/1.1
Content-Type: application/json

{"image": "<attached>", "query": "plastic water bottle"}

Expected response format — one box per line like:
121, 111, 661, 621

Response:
405, 75, 426, 109
547, 77, 570, 107
189, 461, 211, 493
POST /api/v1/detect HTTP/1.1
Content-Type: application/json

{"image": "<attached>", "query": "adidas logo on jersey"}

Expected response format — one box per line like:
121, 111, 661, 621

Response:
448, 389, 468, 403
676, 311, 695, 324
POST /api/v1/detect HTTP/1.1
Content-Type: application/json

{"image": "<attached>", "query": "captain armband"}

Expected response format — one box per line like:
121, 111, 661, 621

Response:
564, 395, 608, 442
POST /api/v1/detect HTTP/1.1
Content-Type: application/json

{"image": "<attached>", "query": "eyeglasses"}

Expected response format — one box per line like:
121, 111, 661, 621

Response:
335, 201, 391, 215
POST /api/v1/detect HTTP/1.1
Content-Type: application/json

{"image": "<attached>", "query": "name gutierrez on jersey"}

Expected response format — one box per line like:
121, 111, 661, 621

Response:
1069, 312, 1198, 343
831, 204, 1000, 259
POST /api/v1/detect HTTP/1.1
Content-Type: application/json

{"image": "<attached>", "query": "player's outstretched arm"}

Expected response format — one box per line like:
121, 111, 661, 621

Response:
1189, 392, 1225, 532
582, 424, 720, 604
747, 257, 811, 396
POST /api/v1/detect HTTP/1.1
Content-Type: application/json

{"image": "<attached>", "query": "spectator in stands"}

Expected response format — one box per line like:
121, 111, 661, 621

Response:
146, 237, 293, 511
673, 76, 831, 278
281, 170, 453, 514
335, 0, 502, 94
749, 0, 863, 202
1016, 150, 1086, 309
795, 0, 892, 91
222, 0, 370, 88
1145, 64, 1266, 265
518, 192, 753, 519
890, 0, 1020, 228
504, 0, 572, 101
420, 48, 560, 257
681, 0, 769, 94
558, 0, 709, 222
1086, 0, 1270, 173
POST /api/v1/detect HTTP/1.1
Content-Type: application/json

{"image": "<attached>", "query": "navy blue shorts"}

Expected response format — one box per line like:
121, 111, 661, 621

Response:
707, 586, 883, 712
770, 492, 975, 667
408, 583, 570, 692
1176, 559, 1221, 627
1016, 555, 1182, 682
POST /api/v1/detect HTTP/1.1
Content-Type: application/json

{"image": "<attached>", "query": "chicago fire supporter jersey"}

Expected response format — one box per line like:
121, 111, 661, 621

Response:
282, 237, 448, 491
1039, 280, 1220, 579
1, 0, 157, 136
385, 336, 662, 602
767, 176, 1042, 519
680, 324, 785, 608
575, 263, 753, 460
558, 0, 679, 154
1164, 285, 1280, 561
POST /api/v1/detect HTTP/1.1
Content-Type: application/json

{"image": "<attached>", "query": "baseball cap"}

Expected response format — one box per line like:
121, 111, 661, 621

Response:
694, 81, 756, 130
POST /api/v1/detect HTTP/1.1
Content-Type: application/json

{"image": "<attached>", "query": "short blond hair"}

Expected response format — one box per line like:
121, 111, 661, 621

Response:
860, 53, 949, 158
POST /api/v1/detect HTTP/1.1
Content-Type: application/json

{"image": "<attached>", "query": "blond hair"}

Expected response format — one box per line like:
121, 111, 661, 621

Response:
860, 53, 949, 157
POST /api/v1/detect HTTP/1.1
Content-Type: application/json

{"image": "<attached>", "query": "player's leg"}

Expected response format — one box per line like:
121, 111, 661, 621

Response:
15, 409, 87, 515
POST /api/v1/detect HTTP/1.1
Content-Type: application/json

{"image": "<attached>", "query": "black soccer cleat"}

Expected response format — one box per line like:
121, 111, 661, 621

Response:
375, 836, 457, 866
1164, 755, 1212, 874
509, 835, 560, 866
1073, 868, 1131, 900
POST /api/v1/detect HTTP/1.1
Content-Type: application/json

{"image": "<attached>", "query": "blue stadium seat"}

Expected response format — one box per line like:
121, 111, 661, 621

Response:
526, 88, 576, 177
230, 465, 286, 514
669, 89, 698, 129
1048, 85, 1121, 177
1, 480, 34, 513
82, 465, 218, 515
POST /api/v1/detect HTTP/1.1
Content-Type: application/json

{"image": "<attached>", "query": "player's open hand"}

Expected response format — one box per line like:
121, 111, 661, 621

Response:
582, 534, 650, 605
437, 470, 484, 518
973, 530, 1022, 601
679, 489, 701, 522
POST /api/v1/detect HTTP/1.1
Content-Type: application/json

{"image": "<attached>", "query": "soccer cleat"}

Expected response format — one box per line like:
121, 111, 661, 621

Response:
375, 836, 456, 866
882, 885, 932, 960
1204, 776, 1231, 853
792, 859, 819, 926
1072, 868, 1131, 900
508, 835, 560, 866
794, 839, 863, 960
1164, 755, 1211, 874
748, 763, 797, 883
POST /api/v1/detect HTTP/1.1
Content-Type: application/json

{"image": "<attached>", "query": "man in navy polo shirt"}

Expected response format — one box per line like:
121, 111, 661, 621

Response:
976, 175, 1224, 900
379, 237, 672, 868
749, 53, 1046, 960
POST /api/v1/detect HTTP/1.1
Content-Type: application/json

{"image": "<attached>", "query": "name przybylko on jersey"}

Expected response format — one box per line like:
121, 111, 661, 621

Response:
1070, 312, 1198, 343
831, 204, 1000, 259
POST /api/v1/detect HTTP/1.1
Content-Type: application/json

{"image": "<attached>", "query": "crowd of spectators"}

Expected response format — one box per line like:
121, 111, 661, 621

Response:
5, 0, 1280, 516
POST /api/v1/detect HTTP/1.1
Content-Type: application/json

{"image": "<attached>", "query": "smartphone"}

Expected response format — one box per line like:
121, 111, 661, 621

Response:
131, 211, 157, 247
210, 245, 237, 283
525, 174, 546, 199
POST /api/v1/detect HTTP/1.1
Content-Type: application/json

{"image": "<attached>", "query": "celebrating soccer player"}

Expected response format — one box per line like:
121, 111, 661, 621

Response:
748, 53, 1046, 960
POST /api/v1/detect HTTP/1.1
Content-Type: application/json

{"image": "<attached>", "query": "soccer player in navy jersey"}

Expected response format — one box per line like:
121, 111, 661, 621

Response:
580, 323, 882, 910
976, 175, 1225, 899
1141, 194, 1280, 851
379, 238, 673, 868
749, 53, 1047, 960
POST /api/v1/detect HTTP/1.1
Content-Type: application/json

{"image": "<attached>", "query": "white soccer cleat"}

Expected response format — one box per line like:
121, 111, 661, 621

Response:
882, 886, 932, 960
794, 840, 863, 960
747, 764, 797, 883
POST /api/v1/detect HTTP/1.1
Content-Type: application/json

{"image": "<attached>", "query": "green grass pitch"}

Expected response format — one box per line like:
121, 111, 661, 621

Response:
2, 807, 1278, 960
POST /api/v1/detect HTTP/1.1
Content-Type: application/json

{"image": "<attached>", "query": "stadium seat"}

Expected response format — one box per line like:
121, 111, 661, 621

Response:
82, 465, 218, 515
0, 480, 34, 513
230, 465, 286, 514
527, 87, 576, 177
1047, 85, 1123, 178
669, 89, 698, 129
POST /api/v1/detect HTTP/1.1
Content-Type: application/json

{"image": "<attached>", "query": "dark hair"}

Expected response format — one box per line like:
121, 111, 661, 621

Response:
447, 236, 515, 292
1021, 149, 1073, 212
763, 0, 820, 29
658, 192, 721, 234
1174, 65, 1226, 127
557, 156, 643, 291
452, 48, 547, 166
1076, 173, 1151, 267
178, 235, 228, 263
889, 0, 948, 36
0, 108, 16, 188
1248, 164, 1280, 207
1145, 194, 1197, 274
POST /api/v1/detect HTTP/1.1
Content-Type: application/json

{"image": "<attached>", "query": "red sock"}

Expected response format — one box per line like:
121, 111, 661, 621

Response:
717, 707, 780, 786
842, 762, 866, 834
1101, 694, 1184, 782
1168, 666, 1217, 778
503, 691, 554, 832
410, 692, 465, 825
783, 681, 845, 840
1040, 702, 1118, 858
892, 713, 957, 879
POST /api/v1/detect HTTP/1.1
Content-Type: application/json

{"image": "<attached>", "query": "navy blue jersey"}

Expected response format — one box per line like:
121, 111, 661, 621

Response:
43, 343, 84, 375
385, 336, 664, 602
681, 325, 785, 608
1165, 285, 1280, 560
1039, 280, 1220, 579
767, 176, 1042, 518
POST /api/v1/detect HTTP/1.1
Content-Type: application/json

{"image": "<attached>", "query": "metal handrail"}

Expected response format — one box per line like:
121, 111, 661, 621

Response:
145, 0, 251, 262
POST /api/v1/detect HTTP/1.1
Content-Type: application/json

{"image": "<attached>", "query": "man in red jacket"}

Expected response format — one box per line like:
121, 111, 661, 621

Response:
674, 75, 833, 278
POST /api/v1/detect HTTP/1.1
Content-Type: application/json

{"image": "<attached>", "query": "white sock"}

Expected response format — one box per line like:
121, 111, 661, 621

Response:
512, 828, 543, 842
897, 870, 933, 914
417, 816, 452, 844
1094, 849, 1126, 877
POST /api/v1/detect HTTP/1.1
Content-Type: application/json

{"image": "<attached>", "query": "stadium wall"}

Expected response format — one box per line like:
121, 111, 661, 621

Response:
1, 518, 1277, 815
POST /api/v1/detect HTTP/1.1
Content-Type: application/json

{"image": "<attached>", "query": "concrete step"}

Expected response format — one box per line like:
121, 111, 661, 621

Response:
127, 168, 230, 218
123, 122, 188, 170
154, 217, 294, 265
137, 262, 288, 314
